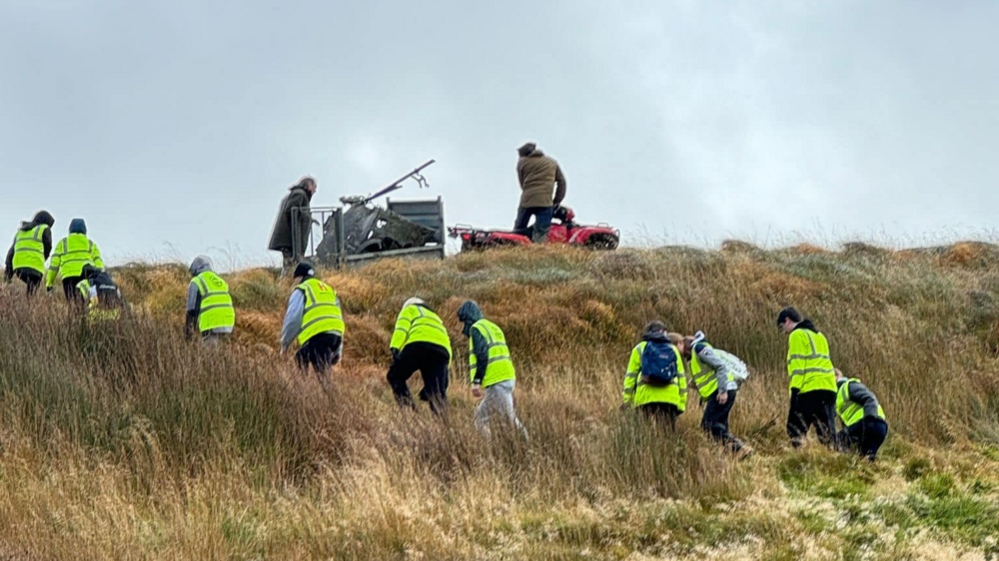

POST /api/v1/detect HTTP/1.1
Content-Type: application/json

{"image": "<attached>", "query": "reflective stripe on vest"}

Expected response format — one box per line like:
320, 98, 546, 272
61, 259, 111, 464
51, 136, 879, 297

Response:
11, 225, 47, 273
787, 329, 837, 394
625, 341, 688, 409
392, 304, 452, 357
690, 342, 734, 399
297, 278, 344, 345
193, 271, 235, 332
77, 279, 91, 300
468, 319, 515, 387
52, 235, 99, 279
836, 378, 886, 427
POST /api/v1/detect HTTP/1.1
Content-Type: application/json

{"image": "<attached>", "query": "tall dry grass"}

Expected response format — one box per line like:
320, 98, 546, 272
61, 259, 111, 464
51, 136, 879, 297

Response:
1, 242, 998, 559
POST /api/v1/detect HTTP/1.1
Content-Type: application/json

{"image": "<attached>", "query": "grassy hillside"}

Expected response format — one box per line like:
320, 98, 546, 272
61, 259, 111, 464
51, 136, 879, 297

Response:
1, 242, 998, 560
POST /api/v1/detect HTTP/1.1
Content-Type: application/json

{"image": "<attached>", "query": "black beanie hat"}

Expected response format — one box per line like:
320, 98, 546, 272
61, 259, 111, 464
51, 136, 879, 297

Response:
293, 262, 315, 279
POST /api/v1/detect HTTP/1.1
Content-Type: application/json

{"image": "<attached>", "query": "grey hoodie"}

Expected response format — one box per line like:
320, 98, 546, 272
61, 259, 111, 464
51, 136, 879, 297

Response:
186, 256, 232, 336
692, 341, 739, 393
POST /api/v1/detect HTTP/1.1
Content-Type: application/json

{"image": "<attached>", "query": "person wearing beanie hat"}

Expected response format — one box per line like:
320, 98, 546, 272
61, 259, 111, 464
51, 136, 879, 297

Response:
387, 296, 453, 415
778, 306, 838, 449
514, 142, 567, 243
45, 218, 105, 301
280, 262, 345, 384
186, 255, 235, 344
5, 210, 55, 296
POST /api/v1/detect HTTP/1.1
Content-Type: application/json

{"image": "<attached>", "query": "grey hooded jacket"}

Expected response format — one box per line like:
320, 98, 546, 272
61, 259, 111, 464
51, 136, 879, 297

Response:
693, 341, 739, 393
186, 256, 233, 337
457, 300, 491, 385
836, 379, 883, 420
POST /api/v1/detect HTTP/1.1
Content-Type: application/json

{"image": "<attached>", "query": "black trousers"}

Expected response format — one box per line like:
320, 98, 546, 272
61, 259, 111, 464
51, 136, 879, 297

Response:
702, 389, 744, 452
14, 269, 42, 296
839, 418, 889, 461
387, 342, 450, 415
787, 389, 837, 447
296, 333, 342, 376
62, 276, 84, 302
639, 402, 680, 429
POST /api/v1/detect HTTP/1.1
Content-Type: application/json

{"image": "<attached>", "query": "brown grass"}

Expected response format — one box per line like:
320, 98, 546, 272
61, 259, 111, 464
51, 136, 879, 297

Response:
1, 242, 998, 559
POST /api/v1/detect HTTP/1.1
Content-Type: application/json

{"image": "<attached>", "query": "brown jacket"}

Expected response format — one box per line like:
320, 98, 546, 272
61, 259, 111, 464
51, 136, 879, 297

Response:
517, 149, 566, 209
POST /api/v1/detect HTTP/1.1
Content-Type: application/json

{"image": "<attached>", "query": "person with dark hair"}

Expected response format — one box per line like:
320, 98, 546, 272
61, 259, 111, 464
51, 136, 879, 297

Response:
280, 262, 345, 382
268, 177, 318, 276
778, 306, 838, 448
514, 142, 567, 243
76, 263, 126, 321
387, 297, 452, 415
5, 211, 55, 296
622, 321, 688, 428
835, 369, 889, 461
46, 218, 104, 301
186, 255, 235, 344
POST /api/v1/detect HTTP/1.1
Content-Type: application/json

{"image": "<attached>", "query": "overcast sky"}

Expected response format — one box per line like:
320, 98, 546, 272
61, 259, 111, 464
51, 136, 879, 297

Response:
2, 0, 997, 267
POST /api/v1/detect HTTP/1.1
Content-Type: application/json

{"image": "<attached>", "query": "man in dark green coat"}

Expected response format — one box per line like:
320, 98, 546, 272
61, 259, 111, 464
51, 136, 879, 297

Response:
268, 177, 317, 275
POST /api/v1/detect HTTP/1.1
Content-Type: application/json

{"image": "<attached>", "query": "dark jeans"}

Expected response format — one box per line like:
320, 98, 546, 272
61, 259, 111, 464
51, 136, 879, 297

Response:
387, 342, 450, 415
639, 402, 680, 429
62, 276, 84, 302
296, 332, 342, 376
14, 269, 42, 296
514, 206, 554, 243
839, 418, 889, 461
702, 389, 744, 452
787, 389, 837, 448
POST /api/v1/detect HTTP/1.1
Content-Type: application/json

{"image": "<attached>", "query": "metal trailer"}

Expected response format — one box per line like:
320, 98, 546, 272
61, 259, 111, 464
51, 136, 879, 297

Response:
290, 161, 446, 269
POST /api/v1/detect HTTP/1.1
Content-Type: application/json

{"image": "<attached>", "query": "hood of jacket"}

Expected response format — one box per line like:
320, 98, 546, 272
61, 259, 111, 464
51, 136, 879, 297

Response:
517, 142, 537, 157
189, 255, 214, 277
69, 218, 87, 235
794, 319, 820, 333
642, 331, 670, 344
21, 210, 55, 231
291, 184, 314, 202
457, 300, 484, 336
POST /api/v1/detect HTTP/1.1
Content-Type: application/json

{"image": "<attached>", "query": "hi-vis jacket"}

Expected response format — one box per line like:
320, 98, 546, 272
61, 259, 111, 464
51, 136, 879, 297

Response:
622, 340, 687, 411
786, 324, 837, 395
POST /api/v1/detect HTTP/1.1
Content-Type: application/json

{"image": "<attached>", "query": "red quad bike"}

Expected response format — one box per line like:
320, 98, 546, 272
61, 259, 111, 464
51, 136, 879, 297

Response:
448, 206, 620, 251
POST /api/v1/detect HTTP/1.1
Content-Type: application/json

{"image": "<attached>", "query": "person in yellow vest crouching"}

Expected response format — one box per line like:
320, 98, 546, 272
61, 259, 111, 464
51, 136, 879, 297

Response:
835, 369, 888, 462
388, 297, 452, 416
186, 256, 235, 345
456, 300, 526, 437
680, 331, 750, 457
622, 321, 687, 429
75, 263, 126, 322
46, 218, 104, 302
280, 262, 345, 380
4, 210, 55, 296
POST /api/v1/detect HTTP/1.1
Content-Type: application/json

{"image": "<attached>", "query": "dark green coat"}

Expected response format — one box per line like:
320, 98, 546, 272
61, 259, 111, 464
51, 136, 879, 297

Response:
268, 186, 313, 253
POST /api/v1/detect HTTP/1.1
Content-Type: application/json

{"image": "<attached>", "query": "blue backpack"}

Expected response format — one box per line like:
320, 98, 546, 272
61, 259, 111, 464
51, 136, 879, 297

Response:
640, 340, 679, 386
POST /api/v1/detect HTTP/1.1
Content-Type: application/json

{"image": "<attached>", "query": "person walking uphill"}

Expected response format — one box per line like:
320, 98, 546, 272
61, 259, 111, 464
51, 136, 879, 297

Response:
46, 218, 104, 301
779, 307, 838, 448
280, 262, 345, 383
622, 321, 688, 428
515, 142, 567, 243
457, 300, 526, 436
835, 369, 889, 461
388, 297, 452, 415
681, 332, 749, 456
5, 211, 55, 296
268, 177, 317, 276
186, 256, 235, 344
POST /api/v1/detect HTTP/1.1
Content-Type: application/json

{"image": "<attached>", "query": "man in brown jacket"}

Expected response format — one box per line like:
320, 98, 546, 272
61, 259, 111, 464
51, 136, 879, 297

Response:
515, 143, 566, 243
